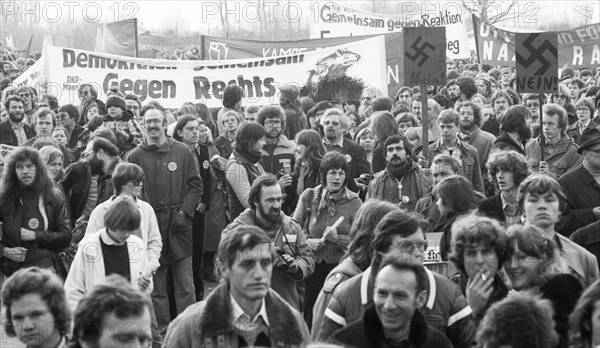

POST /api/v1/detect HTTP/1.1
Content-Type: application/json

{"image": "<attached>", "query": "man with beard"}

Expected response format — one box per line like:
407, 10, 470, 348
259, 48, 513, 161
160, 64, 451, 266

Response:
457, 101, 496, 183
447, 80, 460, 107
16, 86, 38, 126
61, 137, 121, 222
256, 105, 295, 212
127, 108, 203, 336
0, 61, 12, 80
222, 175, 314, 311
525, 103, 581, 177
427, 109, 485, 193
366, 134, 428, 212
321, 108, 371, 193
0, 95, 35, 146
492, 105, 532, 156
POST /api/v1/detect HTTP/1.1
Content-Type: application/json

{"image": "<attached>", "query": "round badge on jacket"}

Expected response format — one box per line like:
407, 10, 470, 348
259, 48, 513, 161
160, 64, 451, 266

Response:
28, 218, 40, 229
202, 160, 210, 169
168, 162, 178, 171
344, 154, 352, 163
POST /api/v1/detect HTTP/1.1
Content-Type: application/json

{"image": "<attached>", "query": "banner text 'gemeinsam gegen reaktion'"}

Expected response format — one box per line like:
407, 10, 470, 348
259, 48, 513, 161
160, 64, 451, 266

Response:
14, 36, 387, 109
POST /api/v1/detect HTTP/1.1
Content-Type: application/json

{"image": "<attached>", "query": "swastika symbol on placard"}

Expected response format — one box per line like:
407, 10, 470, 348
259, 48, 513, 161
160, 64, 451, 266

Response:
405, 36, 436, 67
516, 34, 558, 75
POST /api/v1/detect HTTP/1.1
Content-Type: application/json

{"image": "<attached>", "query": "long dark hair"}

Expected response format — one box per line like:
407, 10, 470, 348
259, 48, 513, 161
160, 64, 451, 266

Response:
295, 130, 325, 173
433, 175, 478, 215
0, 147, 59, 208
172, 114, 199, 144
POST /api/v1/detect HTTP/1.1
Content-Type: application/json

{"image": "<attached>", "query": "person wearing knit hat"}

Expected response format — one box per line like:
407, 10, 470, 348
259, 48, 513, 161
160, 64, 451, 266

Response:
446, 69, 460, 81
561, 66, 575, 82
487, 68, 501, 81
498, 68, 512, 90
104, 87, 143, 148
476, 74, 494, 101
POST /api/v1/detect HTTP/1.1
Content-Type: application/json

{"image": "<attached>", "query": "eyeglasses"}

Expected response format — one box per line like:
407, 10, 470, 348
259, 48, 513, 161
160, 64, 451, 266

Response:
81, 150, 94, 159
18, 93, 31, 98
390, 240, 428, 253
264, 120, 282, 127
129, 179, 145, 187
326, 170, 346, 178
223, 118, 238, 124
322, 120, 341, 127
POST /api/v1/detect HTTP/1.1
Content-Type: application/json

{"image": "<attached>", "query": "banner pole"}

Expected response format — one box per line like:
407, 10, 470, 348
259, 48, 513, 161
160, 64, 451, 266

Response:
421, 83, 429, 160
133, 18, 139, 58
539, 93, 544, 161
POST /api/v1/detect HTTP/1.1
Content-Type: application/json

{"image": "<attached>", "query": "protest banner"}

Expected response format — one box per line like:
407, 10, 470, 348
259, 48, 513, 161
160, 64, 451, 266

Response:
403, 27, 447, 159
13, 36, 387, 109
473, 14, 600, 67
202, 33, 405, 97
309, 1, 470, 60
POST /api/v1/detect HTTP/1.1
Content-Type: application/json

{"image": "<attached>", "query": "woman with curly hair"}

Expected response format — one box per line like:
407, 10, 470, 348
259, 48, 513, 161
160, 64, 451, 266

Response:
1, 267, 71, 348
0, 147, 71, 278
449, 214, 509, 324
479, 150, 530, 226
504, 224, 583, 348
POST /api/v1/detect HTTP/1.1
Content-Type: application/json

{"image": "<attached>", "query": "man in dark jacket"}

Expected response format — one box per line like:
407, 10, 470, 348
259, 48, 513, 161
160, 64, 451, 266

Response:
0, 95, 35, 146
317, 210, 476, 347
330, 260, 453, 348
321, 108, 371, 193
557, 128, 600, 236
222, 175, 314, 311
127, 108, 203, 334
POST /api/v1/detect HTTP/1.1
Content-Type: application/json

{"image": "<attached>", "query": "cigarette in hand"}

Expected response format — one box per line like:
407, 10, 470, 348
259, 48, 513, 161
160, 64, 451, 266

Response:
481, 273, 487, 281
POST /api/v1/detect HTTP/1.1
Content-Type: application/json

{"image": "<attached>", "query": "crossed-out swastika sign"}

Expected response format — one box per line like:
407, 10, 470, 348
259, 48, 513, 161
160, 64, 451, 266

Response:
516, 32, 559, 93
403, 27, 446, 86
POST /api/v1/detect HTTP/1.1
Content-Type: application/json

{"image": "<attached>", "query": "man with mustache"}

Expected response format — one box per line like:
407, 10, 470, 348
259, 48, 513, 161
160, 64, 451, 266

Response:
256, 105, 295, 213
366, 134, 428, 212
222, 175, 314, 312
127, 108, 203, 336
0, 95, 35, 146
163, 226, 310, 347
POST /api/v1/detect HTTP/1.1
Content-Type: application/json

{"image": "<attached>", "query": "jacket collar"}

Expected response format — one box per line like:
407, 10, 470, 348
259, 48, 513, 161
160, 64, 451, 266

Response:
362, 304, 428, 347
200, 282, 305, 344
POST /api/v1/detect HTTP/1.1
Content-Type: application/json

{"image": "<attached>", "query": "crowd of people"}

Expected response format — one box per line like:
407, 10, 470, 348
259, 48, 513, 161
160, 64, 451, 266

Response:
1, 60, 600, 348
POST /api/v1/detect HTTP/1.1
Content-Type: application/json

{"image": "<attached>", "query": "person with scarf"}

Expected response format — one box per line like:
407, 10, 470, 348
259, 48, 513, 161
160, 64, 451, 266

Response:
366, 134, 428, 212
226, 122, 267, 221
293, 151, 362, 327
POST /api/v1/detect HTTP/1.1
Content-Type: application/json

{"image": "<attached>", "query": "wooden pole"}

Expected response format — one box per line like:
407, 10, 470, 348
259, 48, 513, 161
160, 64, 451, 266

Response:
539, 93, 544, 161
421, 84, 429, 159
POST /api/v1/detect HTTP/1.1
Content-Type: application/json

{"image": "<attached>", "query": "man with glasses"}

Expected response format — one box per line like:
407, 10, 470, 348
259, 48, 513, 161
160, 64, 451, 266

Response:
256, 105, 295, 212
217, 84, 244, 135
522, 93, 543, 138
321, 108, 371, 193
567, 98, 597, 145
15, 86, 37, 125
525, 103, 581, 177
127, 108, 203, 336
558, 127, 600, 236
316, 210, 475, 347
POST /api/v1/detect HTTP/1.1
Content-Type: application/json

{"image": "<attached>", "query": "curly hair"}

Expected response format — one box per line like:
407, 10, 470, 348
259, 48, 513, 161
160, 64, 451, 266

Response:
450, 213, 507, 275
486, 150, 530, 188
1, 267, 71, 337
476, 291, 559, 348
0, 147, 58, 209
